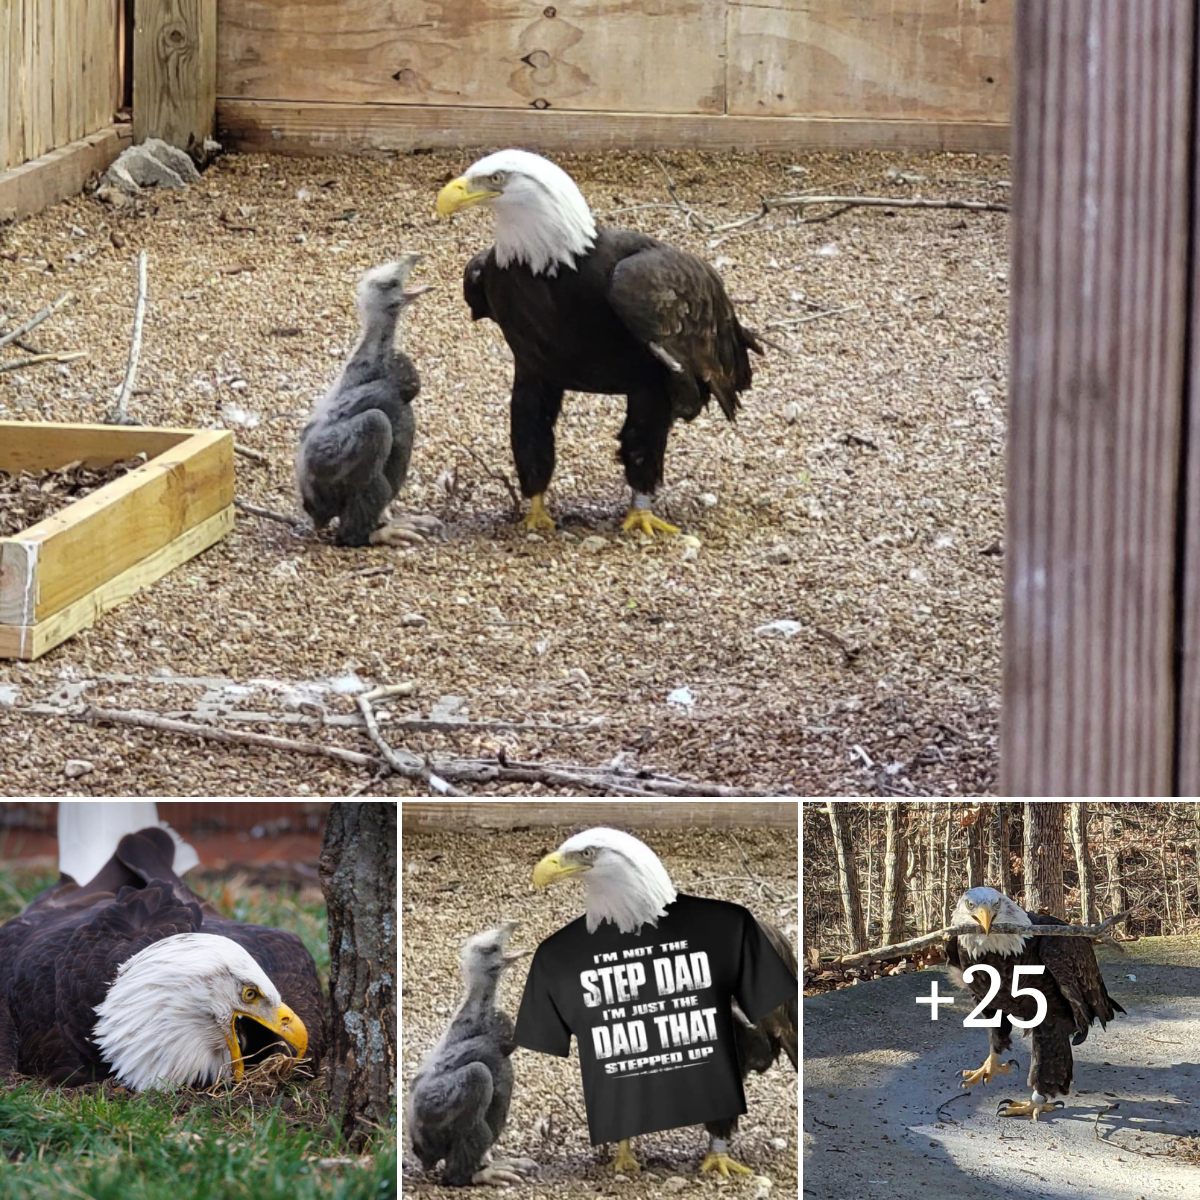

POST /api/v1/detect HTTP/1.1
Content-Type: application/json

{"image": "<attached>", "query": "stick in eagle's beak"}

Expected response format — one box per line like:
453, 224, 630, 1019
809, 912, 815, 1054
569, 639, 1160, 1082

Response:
532, 851, 588, 889
436, 176, 500, 218
224, 1002, 308, 1081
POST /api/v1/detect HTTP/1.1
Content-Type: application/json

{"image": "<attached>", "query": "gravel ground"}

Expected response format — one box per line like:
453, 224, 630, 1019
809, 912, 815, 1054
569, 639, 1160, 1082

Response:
0, 457, 147, 535
0, 149, 1008, 796
401, 825, 798, 1197
803, 937, 1200, 1200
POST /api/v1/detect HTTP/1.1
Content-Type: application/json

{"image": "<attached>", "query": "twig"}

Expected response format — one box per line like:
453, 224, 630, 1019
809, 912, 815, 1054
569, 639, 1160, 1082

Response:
0, 351, 86, 374
710, 193, 1009, 235
650, 156, 715, 231
355, 686, 466, 797
108, 250, 147, 425
82, 704, 383, 769
834, 908, 1136, 968
728, 832, 786, 900
0, 293, 73, 350
234, 498, 310, 535
457, 442, 521, 514
935, 1092, 973, 1125
766, 303, 863, 332
234, 443, 270, 464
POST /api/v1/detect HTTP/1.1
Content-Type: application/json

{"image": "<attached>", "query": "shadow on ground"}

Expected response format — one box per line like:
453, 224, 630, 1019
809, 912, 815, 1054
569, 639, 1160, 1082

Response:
803, 936, 1200, 1199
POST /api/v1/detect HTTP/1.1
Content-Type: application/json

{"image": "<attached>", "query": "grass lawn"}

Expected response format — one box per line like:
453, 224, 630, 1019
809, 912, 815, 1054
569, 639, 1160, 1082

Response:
0, 864, 396, 1200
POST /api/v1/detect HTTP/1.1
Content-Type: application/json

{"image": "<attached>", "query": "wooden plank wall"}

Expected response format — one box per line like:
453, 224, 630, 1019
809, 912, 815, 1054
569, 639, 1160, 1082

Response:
1, 0, 122, 172
1003, 0, 1195, 796
402, 802, 799, 832
216, 0, 1012, 153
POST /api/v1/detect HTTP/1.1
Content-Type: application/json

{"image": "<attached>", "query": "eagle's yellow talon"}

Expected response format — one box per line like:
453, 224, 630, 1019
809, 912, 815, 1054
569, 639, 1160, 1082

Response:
519, 494, 556, 532
610, 1139, 640, 1174
621, 508, 679, 537
961, 1050, 1011, 1088
699, 1152, 753, 1178
997, 1098, 1060, 1121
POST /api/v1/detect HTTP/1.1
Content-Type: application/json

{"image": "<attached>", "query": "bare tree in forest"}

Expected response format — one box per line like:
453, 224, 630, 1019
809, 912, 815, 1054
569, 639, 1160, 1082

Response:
320, 801, 397, 1149
882, 804, 907, 942
1101, 803, 1127, 918
988, 802, 1012, 893
1024, 801, 1065, 916
1069, 803, 1097, 924
941, 803, 953, 927
966, 805, 984, 888
827, 801, 866, 951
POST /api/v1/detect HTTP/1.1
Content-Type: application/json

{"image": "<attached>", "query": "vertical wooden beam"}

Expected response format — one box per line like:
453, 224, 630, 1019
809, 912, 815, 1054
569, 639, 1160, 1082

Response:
133, 0, 215, 151
1003, 0, 1196, 795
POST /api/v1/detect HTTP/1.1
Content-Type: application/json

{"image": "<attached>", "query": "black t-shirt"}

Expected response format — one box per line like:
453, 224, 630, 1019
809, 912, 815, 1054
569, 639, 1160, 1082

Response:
513, 893, 797, 1144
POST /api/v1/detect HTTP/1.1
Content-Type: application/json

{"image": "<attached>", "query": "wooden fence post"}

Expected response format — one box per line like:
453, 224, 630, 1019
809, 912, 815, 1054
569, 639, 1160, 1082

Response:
133, 0, 215, 152
1003, 0, 1196, 795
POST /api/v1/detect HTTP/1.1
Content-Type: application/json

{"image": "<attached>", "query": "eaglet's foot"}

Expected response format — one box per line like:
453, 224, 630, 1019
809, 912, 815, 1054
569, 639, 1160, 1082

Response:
961, 1050, 1014, 1088
369, 513, 444, 546
621, 508, 679, 537
699, 1152, 754, 1178
470, 1165, 524, 1186
997, 1097, 1064, 1121
519, 494, 556, 533
610, 1139, 640, 1174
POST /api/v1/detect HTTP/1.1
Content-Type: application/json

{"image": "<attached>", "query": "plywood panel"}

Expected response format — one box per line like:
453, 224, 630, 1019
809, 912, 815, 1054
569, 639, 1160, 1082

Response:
218, 0, 726, 116
217, 98, 1009, 155
728, 0, 1011, 121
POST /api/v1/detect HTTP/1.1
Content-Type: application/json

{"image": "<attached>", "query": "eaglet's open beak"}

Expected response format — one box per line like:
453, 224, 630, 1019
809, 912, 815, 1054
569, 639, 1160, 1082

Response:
975, 908, 993, 935
223, 1002, 308, 1082
532, 852, 589, 889
436, 176, 500, 218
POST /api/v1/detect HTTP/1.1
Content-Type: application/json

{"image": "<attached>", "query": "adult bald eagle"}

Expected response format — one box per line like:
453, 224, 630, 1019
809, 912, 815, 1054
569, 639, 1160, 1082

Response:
532, 827, 796, 1177
946, 886, 1125, 1120
436, 150, 762, 537
0, 826, 324, 1089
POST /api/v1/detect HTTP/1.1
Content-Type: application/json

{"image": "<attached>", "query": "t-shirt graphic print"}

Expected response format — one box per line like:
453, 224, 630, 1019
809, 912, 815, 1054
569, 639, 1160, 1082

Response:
514, 893, 797, 1144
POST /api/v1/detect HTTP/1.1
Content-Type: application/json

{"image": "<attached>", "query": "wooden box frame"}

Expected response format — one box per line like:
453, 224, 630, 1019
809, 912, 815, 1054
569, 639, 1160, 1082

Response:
0, 422, 235, 661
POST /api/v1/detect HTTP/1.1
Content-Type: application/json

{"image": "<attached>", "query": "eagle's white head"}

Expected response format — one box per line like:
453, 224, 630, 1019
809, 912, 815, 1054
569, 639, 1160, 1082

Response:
531, 827, 676, 934
92, 933, 308, 1091
950, 886, 1032, 960
436, 149, 597, 277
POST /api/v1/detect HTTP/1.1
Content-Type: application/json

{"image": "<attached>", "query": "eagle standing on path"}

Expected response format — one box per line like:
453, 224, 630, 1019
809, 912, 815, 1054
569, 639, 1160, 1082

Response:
436, 150, 762, 537
946, 886, 1125, 1120
0, 826, 323, 1089
531, 827, 797, 1177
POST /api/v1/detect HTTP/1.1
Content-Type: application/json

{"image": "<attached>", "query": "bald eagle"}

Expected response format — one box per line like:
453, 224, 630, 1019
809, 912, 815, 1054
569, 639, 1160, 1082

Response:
0, 826, 324, 1089
436, 150, 762, 538
532, 827, 796, 1178
946, 886, 1125, 1120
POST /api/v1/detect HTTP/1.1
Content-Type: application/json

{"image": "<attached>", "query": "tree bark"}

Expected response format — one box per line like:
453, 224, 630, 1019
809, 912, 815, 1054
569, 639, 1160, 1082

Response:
1101, 803, 1127, 918
319, 801, 397, 1150
941, 802, 953, 927
966, 804, 984, 888
988, 802, 1012, 894
1023, 801, 1065, 916
827, 801, 866, 952
1068, 802, 1097, 925
881, 803, 907, 943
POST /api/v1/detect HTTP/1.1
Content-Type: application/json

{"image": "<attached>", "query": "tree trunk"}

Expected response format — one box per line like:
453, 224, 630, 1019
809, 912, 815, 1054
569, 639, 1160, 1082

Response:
882, 803, 908, 943
827, 801, 866, 952
941, 802, 953, 927
1102, 803, 1127, 918
988, 802, 1012, 894
966, 805, 984, 889
927, 802, 938, 932
1023, 801, 1065, 916
1068, 803, 1097, 924
319, 801, 397, 1150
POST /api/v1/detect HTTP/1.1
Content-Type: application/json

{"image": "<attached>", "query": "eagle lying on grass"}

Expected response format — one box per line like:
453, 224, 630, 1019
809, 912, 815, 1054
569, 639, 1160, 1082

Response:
437, 150, 762, 538
946, 886, 1125, 1120
0, 827, 323, 1089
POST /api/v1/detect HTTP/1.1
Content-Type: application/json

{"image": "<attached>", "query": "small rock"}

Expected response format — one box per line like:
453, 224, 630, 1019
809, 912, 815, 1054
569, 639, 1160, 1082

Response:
296, 187, 313, 202
101, 138, 201, 194
579, 535, 607, 554
400, 613, 428, 627
613, 1174, 629, 1183
63, 759, 94, 779
815, 242, 840, 257
109, 229, 126, 249
751, 1176, 773, 1199
667, 686, 695, 710
700, 492, 719, 508
663, 1178, 689, 1193
680, 534, 701, 549
680, 546, 698, 562
765, 543, 795, 565
782, 401, 800, 425
909, 567, 929, 585
756, 620, 802, 638
769, 1137, 787, 1150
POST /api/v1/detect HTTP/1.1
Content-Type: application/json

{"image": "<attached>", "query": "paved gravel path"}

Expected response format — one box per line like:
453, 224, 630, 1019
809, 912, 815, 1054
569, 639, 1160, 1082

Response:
803, 937, 1200, 1200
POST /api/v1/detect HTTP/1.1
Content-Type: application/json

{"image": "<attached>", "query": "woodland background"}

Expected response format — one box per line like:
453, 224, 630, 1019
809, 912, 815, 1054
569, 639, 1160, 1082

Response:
802, 801, 1199, 973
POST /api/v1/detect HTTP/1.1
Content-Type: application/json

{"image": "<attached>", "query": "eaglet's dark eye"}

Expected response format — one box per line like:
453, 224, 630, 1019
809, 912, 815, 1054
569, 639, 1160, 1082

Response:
486, 943, 499, 953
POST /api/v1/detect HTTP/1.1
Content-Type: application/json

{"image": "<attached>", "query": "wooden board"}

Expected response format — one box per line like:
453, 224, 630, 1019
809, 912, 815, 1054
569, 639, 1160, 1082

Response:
1002, 1, 1194, 796
402, 801, 799, 832
0, 425, 235, 662
0, 506, 233, 661
218, 0, 727, 116
727, 0, 1012, 121
134, 0, 217, 151
0, 124, 132, 224
217, 99, 1010, 156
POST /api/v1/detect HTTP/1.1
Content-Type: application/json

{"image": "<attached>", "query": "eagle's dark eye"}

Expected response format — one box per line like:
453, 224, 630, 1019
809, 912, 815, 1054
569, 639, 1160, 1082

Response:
580, 848, 595, 860
489, 171, 505, 186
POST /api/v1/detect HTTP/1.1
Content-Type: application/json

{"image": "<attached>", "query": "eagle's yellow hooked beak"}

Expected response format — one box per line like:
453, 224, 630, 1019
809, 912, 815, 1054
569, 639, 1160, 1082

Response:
436, 175, 500, 218
224, 1002, 308, 1081
532, 852, 588, 889
976, 908, 993, 935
